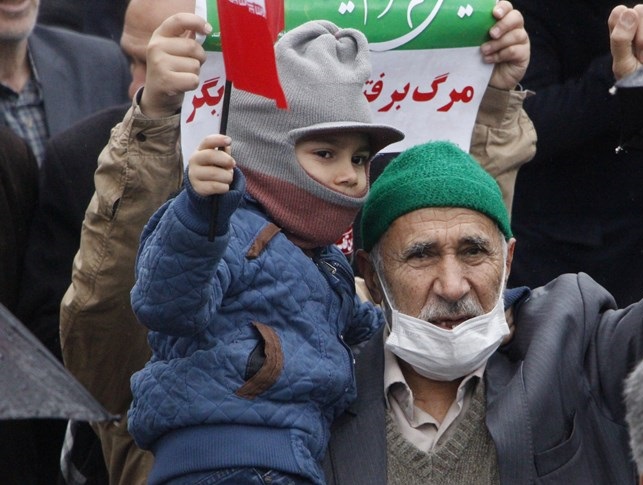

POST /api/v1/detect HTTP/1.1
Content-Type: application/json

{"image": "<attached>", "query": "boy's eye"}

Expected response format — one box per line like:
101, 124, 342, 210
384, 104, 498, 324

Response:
352, 154, 370, 166
313, 150, 333, 159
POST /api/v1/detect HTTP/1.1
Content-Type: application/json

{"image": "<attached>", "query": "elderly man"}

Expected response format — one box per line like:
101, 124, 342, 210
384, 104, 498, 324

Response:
322, 7, 643, 484
324, 137, 643, 484
0, 0, 130, 165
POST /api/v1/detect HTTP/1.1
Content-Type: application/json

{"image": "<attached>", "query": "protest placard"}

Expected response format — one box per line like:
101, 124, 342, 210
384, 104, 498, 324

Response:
181, 0, 496, 164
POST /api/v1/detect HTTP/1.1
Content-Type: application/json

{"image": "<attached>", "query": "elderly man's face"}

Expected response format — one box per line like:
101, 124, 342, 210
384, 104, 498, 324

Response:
360, 207, 515, 329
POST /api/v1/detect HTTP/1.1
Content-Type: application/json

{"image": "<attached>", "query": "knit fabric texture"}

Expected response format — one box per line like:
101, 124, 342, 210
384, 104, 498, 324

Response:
227, 20, 403, 249
361, 141, 512, 252
386, 379, 500, 484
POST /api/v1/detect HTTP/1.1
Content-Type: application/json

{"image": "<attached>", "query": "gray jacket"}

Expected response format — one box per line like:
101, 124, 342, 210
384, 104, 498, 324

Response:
29, 24, 130, 137
324, 273, 641, 484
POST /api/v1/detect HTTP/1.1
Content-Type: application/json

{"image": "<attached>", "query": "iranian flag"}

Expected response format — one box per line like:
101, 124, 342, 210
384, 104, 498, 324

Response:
216, 0, 287, 109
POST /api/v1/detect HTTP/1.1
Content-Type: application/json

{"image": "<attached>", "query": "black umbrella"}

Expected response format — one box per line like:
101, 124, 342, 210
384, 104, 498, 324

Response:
614, 68, 643, 153
0, 303, 116, 421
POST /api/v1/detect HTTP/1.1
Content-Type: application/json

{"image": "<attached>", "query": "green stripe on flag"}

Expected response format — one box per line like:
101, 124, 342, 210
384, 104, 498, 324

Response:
203, 0, 496, 51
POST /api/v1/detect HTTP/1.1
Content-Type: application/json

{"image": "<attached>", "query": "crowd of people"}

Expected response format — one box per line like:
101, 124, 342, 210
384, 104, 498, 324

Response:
2, 0, 643, 484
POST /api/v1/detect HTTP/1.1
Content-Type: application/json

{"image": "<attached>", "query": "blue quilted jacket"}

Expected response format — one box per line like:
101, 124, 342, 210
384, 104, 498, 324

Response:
129, 168, 383, 485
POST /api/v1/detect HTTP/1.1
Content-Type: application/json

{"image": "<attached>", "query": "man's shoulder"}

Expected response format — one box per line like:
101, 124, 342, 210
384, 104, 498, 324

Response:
31, 24, 122, 54
30, 24, 126, 71
526, 273, 613, 303
513, 273, 619, 329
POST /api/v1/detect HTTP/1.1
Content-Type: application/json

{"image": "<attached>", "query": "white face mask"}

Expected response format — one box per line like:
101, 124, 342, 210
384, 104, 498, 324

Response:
379, 273, 510, 382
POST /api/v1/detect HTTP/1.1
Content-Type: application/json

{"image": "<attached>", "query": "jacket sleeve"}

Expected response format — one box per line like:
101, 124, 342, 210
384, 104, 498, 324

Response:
584, 274, 643, 423
14, 108, 120, 361
343, 297, 384, 346
510, 0, 617, 163
59, 97, 182, 484
519, 273, 643, 426
613, 72, 643, 153
130, 167, 245, 337
469, 86, 537, 215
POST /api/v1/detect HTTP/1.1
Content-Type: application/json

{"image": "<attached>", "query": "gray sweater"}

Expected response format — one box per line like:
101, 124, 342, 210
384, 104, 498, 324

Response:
386, 379, 499, 485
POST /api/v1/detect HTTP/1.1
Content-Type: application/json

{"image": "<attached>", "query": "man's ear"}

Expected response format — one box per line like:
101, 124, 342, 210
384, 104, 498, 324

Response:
505, 237, 516, 285
355, 249, 383, 304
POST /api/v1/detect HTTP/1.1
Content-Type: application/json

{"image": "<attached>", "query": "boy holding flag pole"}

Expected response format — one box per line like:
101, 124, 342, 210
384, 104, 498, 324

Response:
129, 17, 404, 485
60, 3, 534, 484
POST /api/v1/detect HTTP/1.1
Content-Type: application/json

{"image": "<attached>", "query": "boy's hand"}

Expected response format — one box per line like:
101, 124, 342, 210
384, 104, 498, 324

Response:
481, 1, 530, 90
188, 135, 236, 196
140, 13, 211, 119
609, 5, 643, 80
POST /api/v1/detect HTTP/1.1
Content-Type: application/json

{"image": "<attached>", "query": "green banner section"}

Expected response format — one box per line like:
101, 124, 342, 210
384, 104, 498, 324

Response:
203, 0, 497, 52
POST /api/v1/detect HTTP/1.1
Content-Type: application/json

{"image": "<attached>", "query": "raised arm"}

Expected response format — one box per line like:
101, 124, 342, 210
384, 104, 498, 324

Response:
59, 13, 212, 485
470, 1, 536, 213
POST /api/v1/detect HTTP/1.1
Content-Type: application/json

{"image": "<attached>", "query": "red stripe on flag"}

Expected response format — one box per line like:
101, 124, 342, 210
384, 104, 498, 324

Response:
216, 0, 287, 109
265, 0, 284, 42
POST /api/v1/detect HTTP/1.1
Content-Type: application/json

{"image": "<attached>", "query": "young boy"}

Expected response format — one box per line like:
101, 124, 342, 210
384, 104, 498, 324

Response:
128, 20, 404, 485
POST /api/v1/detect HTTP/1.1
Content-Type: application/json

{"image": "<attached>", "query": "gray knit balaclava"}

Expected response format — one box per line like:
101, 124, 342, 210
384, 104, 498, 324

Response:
228, 20, 404, 249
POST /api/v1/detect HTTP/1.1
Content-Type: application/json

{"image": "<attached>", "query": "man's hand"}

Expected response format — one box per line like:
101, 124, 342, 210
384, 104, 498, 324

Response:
140, 13, 211, 119
481, 1, 530, 90
188, 134, 236, 196
609, 5, 643, 81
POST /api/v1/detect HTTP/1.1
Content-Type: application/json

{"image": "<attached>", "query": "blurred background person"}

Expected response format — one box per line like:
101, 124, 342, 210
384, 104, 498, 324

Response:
0, 0, 130, 166
0, 0, 129, 482
509, 0, 643, 306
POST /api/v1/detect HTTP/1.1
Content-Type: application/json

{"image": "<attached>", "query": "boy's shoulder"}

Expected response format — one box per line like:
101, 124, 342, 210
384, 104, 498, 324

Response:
229, 204, 286, 253
231, 202, 270, 229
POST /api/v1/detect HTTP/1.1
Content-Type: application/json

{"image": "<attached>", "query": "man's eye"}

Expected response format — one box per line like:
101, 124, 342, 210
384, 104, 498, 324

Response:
407, 249, 433, 260
462, 245, 489, 258
404, 250, 437, 269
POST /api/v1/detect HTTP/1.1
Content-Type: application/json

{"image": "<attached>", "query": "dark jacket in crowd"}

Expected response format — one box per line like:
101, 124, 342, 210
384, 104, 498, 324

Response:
508, 0, 643, 306
0, 127, 38, 312
26, 24, 130, 139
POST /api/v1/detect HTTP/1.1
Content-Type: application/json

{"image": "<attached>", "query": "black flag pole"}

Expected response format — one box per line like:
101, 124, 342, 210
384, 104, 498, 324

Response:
208, 79, 233, 242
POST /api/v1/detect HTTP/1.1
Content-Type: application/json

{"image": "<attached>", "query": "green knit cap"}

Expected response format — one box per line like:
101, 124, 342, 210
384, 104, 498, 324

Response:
361, 141, 512, 251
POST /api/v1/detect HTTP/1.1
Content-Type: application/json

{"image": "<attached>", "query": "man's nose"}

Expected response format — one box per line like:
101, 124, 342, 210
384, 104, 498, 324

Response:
432, 258, 470, 302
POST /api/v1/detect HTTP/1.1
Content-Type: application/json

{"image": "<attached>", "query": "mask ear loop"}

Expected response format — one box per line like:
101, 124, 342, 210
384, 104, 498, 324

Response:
374, 270, 395, 333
